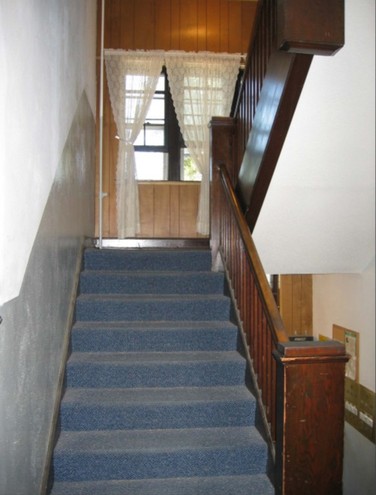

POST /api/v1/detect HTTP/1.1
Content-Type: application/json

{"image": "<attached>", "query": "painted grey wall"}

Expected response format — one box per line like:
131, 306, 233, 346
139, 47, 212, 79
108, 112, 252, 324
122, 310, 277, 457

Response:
0, 91, 95, 494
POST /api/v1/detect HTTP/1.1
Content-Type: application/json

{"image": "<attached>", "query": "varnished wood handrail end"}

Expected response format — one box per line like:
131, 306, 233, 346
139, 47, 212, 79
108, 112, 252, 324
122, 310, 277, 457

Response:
275, 340, 349, 360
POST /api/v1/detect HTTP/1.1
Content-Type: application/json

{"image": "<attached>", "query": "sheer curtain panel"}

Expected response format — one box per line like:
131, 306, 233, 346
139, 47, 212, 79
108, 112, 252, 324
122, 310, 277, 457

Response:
165, 52, 240, 235
105, 51, 164, 238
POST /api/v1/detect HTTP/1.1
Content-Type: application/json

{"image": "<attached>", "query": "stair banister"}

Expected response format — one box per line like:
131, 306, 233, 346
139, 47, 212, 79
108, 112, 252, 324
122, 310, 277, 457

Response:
232, 0, 344, 231
211, 158, 349, 495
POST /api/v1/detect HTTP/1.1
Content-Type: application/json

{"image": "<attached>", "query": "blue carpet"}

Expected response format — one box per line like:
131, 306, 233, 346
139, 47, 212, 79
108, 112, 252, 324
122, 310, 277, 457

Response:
49, 248, 274, 494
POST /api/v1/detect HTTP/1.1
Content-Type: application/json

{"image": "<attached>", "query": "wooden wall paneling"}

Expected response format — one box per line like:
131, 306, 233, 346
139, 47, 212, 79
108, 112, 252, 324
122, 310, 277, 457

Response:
155, 0, 172, 50
139, 183, 155, 236
228, 1, 242, 54
301, 274, 313, 334
97, 0, 258, 239
134, 0, 155, 50
169, 184, 180, 236
120, 0, 135, 50
291, 275, 303, 333
206, 0, 221, 52
219, 0, 230, 53
279, 275, 293, 334
180, 0, 199, 52
170, 0, 181, 50
154, 183, 171, 237
241, 1, 258, 53
179, 184, 200, 237
108, 0, 122, 48
197, 0, 208, 51
279, 274, 313, 336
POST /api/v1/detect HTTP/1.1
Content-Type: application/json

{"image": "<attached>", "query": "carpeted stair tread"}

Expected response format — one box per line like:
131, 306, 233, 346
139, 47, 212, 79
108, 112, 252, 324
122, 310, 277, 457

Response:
73, 320, 238, 330
50, 247, 273, 493
60, 385, 256, 431
83, 248, 212, 272
52, 427, 269, 482
49, 474, 274, 495
66, 351, 247, 388
71, 321, 238, 352
55, 425, 265, 452
62, 385, 254, 405
79, 269, 225, 294
71, 320, 239, 352
68, 350, 245, 364
75, 293, 232, 321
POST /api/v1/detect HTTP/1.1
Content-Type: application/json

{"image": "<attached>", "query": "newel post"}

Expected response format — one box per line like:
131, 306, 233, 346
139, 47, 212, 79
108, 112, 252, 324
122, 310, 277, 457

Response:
209, 117, 236, 270
273, 341, 349, 495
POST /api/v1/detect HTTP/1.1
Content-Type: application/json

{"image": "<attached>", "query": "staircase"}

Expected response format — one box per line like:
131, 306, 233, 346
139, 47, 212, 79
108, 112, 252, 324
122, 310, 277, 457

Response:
49, 247, 274, 494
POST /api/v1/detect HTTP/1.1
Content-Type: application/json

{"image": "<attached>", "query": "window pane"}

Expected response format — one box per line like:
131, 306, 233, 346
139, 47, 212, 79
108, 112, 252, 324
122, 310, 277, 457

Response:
145, 126, 164, 146
135, 152, 168, 180
181, 149, 202, 181
146, 96, 165, 121
155, 74, 165, 92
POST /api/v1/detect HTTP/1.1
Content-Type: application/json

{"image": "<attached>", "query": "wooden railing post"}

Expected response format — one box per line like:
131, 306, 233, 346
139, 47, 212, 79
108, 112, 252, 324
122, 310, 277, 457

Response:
273, 341, 349, 495
210, 117, 236, 270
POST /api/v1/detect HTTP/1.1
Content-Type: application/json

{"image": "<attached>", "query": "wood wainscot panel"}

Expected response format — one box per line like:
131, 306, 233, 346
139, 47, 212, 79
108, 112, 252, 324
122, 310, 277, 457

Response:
138, 183, 154, 237
279, 274, 313, 337
178, 182, 200, 237
153, 182, 172, 237
138, 182, 201, 238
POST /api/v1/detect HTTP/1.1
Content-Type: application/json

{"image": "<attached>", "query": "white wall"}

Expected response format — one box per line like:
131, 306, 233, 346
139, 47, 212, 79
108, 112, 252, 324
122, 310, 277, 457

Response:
0, 0, 97, 305
312, 259, 375, 494
0, 1, 97, 493
253, 0, 375, 275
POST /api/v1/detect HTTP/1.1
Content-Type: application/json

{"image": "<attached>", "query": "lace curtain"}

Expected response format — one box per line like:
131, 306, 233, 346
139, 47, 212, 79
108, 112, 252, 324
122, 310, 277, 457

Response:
165, 52, 240, 235
105, 51, 164, 237
104, 50, 240, 238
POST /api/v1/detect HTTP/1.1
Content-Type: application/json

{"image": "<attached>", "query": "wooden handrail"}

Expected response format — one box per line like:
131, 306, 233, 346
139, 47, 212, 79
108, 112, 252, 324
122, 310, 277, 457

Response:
212, 157, 349, 495
210, 4, 347, 492
218, 163, 288, 345
232, 0, 345, 230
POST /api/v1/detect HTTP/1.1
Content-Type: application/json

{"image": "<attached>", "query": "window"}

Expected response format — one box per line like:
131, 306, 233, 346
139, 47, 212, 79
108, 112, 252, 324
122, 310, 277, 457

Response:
134, 68, 201, 181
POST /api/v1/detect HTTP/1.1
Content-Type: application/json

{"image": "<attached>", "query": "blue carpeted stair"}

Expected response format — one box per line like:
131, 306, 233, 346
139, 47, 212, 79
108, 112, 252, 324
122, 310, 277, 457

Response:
49, 248, 274, 494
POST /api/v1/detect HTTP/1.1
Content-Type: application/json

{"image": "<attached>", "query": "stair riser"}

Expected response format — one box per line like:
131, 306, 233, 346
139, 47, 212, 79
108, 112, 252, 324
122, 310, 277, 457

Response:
75, 298, 232, 322
84, 250, 212, 272
49, 474, 275, 495
79, 273, 225, 295
66, 361, 246, 388
71, 328, 238, 352
60, 400, 256, 431
53, 446, 268, 482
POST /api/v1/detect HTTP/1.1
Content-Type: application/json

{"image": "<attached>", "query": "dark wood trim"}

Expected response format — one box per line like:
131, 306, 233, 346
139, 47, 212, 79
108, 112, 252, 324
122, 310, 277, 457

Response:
209, 117, 237, 268
96, 238, 210, 249
274, 344, 348, 495
277, 0, 345, 55
236, 51, 312, 231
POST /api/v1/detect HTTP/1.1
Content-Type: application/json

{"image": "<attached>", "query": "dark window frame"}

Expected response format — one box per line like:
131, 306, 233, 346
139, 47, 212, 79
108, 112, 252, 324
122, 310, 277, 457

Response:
134, 67, 185, 181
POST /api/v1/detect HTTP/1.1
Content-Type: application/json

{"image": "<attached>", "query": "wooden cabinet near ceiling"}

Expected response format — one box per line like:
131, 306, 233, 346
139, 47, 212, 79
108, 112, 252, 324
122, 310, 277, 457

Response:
279, 274, 313, 337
